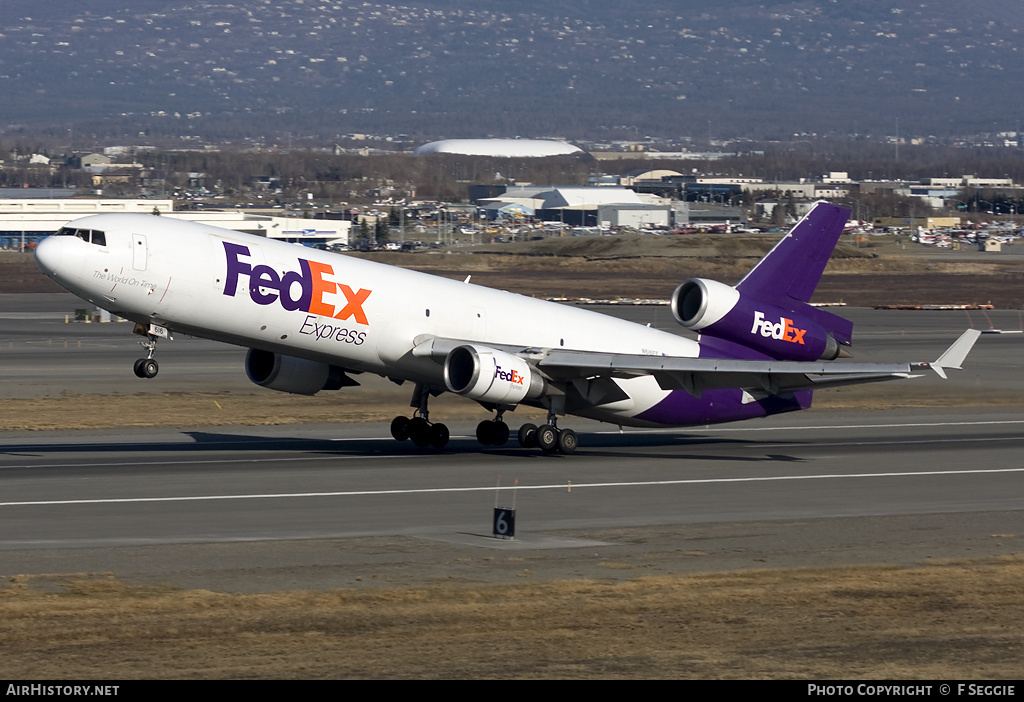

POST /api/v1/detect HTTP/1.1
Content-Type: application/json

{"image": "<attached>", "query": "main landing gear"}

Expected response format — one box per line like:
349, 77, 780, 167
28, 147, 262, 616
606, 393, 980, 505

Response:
519, 399, 578, 454
390, 415, 450, 449
514, 421, 577, 454
388, 386, 577, 454
476, 416, 510, 446
390, 383, 449, 449
480, 409, 578, 454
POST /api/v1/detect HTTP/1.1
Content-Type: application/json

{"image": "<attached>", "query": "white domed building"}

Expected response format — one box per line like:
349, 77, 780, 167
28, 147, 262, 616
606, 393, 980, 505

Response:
414, 139, 583, 158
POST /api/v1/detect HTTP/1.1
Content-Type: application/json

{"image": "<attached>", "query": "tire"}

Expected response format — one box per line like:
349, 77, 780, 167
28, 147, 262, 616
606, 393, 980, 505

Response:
428, 423, 450, 449
390, 416, 410, 441
133, 359, 146, 378
556, 428, 578, 454
408, 417, 430, 447
491, 421, 509, 447
517, 423, 537, 449
535, 424, 558, 453
476, 420, 494, 445
141, 359, 159, 378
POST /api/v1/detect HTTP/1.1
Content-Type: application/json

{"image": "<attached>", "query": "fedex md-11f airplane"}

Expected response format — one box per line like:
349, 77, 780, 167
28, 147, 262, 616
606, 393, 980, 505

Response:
34, 202, 979, 454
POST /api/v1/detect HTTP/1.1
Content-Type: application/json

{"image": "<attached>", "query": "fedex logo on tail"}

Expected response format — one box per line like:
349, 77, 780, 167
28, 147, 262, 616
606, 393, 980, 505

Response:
751, 311, 806, 344
222, 242, 371, 325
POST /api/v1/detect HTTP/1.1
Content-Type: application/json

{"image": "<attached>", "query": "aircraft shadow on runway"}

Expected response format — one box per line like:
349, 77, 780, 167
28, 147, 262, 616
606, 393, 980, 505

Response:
0, 429, 807, 465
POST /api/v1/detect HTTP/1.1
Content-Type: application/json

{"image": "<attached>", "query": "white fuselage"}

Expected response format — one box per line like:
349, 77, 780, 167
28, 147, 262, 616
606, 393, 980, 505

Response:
35, 214, 701, 425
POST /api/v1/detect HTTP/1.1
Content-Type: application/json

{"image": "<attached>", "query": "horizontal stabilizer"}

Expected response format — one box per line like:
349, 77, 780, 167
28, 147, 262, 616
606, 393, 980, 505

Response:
919, 329, 982, 379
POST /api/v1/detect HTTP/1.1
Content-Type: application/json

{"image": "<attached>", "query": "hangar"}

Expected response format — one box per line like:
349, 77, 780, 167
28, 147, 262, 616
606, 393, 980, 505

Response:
477, 186, 671, 227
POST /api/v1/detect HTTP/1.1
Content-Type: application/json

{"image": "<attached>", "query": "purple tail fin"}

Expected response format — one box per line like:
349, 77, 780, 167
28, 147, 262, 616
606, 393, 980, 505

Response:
737, 202, 850, 303
736, 202, 853, 346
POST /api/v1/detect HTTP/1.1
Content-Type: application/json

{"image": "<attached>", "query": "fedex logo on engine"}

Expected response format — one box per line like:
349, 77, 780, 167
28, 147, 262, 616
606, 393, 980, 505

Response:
750, 311, 806, 344
494, 365, 525, 385
222, 242, 371, 325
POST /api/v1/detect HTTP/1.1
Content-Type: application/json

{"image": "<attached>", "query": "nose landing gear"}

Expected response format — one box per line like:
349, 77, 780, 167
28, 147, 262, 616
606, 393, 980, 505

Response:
133, 331, 160, 379
133, 356, 159, 379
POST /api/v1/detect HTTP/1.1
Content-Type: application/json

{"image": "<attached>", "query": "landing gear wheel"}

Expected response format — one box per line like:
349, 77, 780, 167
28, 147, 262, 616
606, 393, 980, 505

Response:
517, 423, 538, 449
408, 417, 430, 447
491, 421, 509, 446
476, 420, 494, 445
535, 424, 558, 453
428, 423, 450, 449
476, 420, 509, 446
134, 358, 158, 379
134, 331, 161, 379
390, 416, 411, 441
556, 428, 578, 454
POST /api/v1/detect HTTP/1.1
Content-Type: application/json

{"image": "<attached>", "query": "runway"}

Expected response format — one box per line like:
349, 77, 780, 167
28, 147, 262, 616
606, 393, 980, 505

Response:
1, 410, 1023, 590
1, 293, 1023, 591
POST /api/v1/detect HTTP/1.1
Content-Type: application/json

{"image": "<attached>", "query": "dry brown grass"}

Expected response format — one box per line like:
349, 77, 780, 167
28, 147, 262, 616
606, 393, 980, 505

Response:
0, 388, 1014, 431
2, 558, 1022, 679
0, 392, 548, 431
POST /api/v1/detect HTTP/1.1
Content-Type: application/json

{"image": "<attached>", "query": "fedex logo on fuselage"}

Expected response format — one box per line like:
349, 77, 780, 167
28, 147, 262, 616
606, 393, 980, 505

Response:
222, 242, 371, 325
750, 310, 806, 344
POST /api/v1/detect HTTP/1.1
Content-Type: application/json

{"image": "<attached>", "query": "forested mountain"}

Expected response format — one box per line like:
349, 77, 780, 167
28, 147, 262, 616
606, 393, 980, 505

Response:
1, 1, 1022, 143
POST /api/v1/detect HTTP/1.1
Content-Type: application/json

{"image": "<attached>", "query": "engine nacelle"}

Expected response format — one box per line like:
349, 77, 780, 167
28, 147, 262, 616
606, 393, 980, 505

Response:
671, 278, 842, 361
245, 349, 349, 395
443, 344, 546, 405
671, 278, 741, 331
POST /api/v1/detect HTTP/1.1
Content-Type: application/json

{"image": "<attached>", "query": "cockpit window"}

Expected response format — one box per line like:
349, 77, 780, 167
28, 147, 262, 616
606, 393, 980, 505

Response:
53, 227, 106, 247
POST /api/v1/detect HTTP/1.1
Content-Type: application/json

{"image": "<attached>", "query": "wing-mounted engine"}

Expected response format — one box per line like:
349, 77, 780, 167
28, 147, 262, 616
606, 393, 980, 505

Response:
671, 278, 845, 361
443, 344, 547, 405
245, 349, 357, 395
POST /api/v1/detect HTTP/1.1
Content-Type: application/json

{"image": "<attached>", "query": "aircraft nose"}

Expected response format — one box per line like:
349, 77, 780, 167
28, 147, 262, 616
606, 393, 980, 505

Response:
33, 235, 64, 277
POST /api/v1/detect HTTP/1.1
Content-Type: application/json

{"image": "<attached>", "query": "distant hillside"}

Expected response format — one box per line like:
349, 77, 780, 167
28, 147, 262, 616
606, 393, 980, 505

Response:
1, 1, 1023, 142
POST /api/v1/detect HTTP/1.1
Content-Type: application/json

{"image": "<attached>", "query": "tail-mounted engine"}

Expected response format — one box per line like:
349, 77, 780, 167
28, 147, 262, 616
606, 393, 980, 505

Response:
245, 349, 356, 395
443, 344, 546, 405
671, 278, 847, 361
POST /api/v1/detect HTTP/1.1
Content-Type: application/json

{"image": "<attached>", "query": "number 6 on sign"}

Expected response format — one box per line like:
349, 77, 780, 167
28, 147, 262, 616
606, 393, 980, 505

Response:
493, 508, 515, 539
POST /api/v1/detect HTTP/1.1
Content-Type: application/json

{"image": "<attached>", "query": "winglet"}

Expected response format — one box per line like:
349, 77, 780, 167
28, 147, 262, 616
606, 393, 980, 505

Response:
927, 329, 982, 379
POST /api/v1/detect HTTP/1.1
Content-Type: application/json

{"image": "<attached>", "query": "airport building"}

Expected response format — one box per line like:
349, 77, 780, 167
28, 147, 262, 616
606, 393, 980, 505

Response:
0, 198, 351, 250
414, 139, 583, 158
475, 186, 671, 228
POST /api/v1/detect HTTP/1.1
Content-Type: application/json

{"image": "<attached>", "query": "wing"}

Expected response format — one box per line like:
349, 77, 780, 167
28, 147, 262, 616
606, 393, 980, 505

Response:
413, 330, 981, 398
